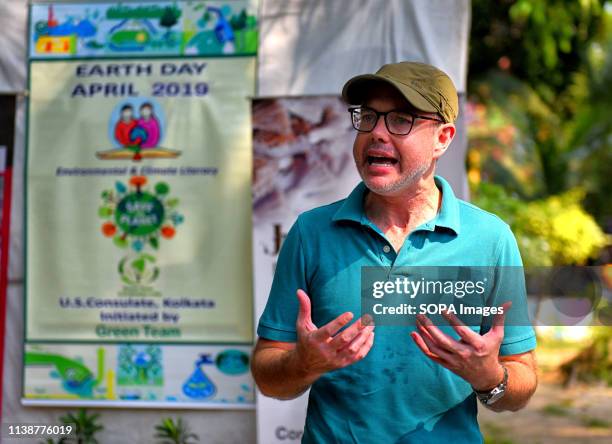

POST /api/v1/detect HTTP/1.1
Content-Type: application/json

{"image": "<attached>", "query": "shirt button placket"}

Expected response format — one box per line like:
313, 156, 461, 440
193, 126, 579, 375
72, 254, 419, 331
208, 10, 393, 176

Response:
381, 244, 396, 266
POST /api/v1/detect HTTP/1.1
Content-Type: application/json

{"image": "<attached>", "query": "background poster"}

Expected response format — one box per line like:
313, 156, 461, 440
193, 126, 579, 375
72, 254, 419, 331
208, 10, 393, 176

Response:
25, 1, 257, 407
252, 97, 361, 442
29, 1, 258, 59
23, 343, 254, 407
27, 58, 255, 344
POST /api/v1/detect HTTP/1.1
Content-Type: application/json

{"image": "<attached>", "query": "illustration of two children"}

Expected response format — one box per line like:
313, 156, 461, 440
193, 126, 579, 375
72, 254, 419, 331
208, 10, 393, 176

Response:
114, 103, 160, 160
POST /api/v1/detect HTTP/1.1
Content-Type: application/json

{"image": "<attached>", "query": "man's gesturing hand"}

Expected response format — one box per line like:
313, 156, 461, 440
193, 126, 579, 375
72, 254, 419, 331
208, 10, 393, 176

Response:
294, 289, 375, 378
410, 302, 512, 391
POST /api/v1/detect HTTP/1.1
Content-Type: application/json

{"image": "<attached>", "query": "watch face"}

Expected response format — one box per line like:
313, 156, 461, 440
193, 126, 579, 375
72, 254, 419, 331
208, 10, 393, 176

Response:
487, 388, 505, 404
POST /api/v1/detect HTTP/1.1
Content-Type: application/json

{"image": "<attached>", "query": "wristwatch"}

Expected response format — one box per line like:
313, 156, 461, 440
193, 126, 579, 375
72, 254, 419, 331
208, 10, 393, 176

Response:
474, 365, 508, 406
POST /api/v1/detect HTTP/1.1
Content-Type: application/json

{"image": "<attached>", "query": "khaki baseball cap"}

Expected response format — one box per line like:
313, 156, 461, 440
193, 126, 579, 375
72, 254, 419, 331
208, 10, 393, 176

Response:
341, 61, 458, 123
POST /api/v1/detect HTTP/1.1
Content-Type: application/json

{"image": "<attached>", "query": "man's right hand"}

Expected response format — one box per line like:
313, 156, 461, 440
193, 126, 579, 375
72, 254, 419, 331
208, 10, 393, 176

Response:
293, 289, 375, 378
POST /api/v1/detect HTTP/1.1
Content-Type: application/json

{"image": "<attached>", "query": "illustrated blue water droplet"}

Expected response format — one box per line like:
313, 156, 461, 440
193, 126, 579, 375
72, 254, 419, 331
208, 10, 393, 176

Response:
115, 181, 127, 193
132, 240, 144, 252
182, 362, 216, 400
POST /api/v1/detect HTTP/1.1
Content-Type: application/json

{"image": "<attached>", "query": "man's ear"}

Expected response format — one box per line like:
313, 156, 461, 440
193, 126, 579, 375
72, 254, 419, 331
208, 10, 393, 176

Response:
433, 123, 456, 160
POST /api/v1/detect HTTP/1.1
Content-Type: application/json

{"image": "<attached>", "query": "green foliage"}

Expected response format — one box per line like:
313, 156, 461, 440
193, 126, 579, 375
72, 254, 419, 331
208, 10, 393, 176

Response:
508, 0, 603, 98
572, 28, 612, 224
467, 73, 552, 198
470, 0, 606, 109
40, 438, 68, 444
472, 182, 607, 266
469, 65, 612, 198
154, 417, 199, 444
580, 415, 611, 428
469, 3, 611, 388
560, 328, 612, 386
59, 409, 103, 444
542, 403, 571, 416
481, 422, 516, 444
541, 401, 612, 425
468, 1, 612, 227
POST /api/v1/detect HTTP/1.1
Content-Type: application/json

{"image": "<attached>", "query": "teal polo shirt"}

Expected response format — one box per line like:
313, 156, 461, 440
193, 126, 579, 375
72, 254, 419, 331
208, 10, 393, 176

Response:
257, 175, 536, 444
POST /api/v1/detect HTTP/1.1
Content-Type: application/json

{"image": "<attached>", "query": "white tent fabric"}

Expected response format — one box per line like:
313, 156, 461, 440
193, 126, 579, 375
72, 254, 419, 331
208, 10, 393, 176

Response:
0, 0, 28, 93
257, 0, 470, 97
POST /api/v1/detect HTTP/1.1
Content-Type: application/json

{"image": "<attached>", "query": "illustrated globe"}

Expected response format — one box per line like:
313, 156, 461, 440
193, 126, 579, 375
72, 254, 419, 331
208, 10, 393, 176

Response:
129, 125, 148, 145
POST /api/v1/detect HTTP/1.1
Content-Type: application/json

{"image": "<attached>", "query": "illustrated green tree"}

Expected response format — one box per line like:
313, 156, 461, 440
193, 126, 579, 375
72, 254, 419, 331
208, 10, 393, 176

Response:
159, 5, 181, 35
230, 9, 248, 30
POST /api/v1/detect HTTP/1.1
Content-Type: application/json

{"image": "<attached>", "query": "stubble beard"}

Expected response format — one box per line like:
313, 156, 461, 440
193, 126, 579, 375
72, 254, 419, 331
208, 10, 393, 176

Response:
358, 159, 432, 195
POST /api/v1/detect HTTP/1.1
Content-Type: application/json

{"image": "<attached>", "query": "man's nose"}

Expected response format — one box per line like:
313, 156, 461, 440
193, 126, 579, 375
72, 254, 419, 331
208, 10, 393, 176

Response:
370, 114, 390, 141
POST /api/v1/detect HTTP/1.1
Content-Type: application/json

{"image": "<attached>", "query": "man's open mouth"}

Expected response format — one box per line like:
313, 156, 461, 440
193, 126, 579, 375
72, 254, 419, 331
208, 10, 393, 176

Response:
367, 156, 398, 166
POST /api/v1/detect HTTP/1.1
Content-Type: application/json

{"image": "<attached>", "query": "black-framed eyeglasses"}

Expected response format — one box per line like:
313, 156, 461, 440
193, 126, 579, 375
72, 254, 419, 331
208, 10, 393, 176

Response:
348, 106, 444, 136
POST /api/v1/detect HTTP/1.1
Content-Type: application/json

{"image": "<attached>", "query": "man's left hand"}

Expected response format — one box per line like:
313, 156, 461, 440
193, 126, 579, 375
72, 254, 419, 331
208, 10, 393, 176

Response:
410, 302, 511, 391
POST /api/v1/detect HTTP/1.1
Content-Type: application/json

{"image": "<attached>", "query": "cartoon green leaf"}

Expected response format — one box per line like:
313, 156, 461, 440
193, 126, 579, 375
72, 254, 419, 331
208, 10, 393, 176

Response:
132, 257, 146, 273
149, 236, 159, 249
155, 182, 170, 196
113, 236, 128, 248
98, 206, 113, 218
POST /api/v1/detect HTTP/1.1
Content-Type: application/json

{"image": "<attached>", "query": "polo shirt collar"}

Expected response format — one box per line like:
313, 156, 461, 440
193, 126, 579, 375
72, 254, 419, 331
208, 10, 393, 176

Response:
331, 181, 368, 224
432, 175, 461, 235
332, 175, 460, 235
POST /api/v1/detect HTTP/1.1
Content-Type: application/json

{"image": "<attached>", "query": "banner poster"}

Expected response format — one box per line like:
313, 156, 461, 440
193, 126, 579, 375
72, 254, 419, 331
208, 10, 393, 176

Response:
252, 97, 361, 442
29, 1, 258, 59
24, 1, 257, 408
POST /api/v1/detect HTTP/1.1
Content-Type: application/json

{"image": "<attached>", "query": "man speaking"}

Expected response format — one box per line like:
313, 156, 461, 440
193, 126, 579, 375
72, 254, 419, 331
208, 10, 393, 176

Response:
251, 62, 537, 443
